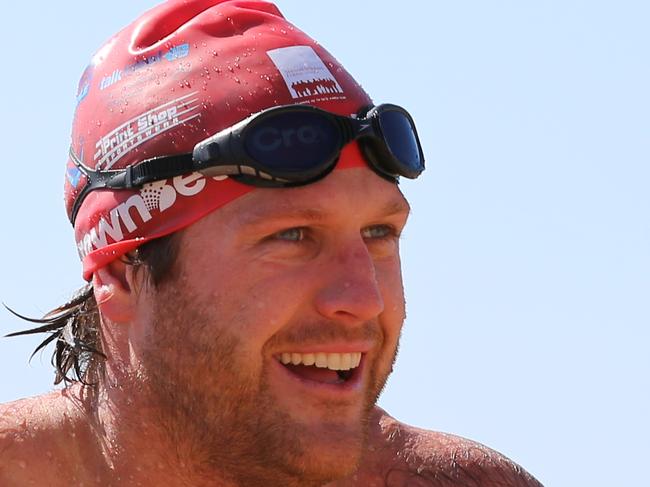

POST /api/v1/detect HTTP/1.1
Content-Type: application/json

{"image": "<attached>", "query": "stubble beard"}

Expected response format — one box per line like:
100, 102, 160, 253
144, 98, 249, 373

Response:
142, 287, 397, 486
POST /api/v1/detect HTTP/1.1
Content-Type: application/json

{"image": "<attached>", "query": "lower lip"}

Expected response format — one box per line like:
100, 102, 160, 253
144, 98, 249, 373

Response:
271, 356, 366, 396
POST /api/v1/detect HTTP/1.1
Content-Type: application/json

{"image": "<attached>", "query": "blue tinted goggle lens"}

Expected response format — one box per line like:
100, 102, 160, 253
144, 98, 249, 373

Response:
378, 109, 423, 172
244, 111, 340, 173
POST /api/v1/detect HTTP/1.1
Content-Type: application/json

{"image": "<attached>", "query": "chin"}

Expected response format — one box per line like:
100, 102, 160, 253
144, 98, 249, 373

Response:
283, 434, 365, 485
279, 406, 370, 479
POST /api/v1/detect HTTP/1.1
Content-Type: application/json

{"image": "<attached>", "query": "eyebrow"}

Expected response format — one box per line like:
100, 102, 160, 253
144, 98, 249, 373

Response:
237, 206, 328, 227
380, 198, 411, 218
237, 196, 411, 228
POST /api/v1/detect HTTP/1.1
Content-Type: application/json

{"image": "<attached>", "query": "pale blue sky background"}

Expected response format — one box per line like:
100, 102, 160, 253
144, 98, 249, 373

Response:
1, 2, 648, 486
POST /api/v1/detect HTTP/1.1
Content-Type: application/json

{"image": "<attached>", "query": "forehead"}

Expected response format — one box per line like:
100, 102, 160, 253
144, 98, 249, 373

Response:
224, 168, 410, 226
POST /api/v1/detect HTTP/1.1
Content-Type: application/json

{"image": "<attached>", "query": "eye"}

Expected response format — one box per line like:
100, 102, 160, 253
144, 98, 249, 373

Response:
273, 227, 305, 242
361, 224, 396, 240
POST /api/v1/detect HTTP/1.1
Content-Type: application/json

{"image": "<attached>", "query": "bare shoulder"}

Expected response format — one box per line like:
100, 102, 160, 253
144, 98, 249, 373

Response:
337, 407, 543, 487
381, 415, 543, 486
0, 387, 96, 486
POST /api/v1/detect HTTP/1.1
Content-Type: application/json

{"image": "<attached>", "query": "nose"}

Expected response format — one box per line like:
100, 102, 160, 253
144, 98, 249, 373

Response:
313, 238, 385, 324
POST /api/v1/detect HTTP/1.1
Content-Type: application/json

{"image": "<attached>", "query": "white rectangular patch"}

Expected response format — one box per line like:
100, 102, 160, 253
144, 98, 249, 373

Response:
267, 46, 344, 99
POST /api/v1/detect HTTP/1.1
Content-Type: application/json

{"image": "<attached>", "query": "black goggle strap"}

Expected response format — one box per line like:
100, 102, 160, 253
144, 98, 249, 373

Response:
68, 143, 298, 225
68, 147, 194, 224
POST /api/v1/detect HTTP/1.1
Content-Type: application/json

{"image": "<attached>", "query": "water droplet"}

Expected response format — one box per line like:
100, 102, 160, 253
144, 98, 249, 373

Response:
234, 77, 241, 84
212, 50, 218, 57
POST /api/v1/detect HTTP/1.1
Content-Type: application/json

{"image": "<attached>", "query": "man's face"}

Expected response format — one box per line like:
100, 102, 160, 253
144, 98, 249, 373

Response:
135, 166, 410, 485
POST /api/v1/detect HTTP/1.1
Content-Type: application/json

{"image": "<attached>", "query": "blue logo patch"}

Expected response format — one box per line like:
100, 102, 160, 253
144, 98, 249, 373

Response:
76, 64, 94, 106
76, 83, 90, 105
164, 43, 190, 62
67, 166, 82, 187
98, 43, 191, 91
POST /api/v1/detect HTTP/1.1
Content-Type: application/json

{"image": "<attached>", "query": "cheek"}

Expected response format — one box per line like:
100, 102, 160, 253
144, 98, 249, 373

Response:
379, 257, 406, 314
240, 266, 321, 331
376, 259, 406, 343
182, 257, 314, 345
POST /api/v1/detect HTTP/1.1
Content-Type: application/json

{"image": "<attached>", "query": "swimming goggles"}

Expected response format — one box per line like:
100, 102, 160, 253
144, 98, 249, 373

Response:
69, 103, 425, 224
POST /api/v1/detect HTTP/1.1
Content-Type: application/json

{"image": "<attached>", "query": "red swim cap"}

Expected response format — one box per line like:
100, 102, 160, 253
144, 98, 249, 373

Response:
65, 0, 372, 280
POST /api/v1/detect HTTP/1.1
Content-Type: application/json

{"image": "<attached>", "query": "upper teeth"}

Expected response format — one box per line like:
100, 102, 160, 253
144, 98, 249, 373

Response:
279, 352, 362, 371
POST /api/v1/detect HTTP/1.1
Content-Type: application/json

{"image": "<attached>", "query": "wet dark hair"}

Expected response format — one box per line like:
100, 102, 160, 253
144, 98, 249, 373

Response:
5, 234, 179, 386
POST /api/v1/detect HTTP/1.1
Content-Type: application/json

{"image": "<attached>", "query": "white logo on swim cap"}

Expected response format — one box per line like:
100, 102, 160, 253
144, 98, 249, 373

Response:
267, 46, 344, 99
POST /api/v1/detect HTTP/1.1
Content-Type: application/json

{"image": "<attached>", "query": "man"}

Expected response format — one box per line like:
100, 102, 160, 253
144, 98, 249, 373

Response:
1, 1, 542, 485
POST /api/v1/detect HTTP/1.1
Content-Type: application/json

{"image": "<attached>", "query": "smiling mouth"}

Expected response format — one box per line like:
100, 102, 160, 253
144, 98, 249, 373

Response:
277, 352, 362, 384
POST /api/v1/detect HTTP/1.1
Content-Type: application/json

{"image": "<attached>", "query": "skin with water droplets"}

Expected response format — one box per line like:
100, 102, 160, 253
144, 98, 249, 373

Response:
0, 393, 542, 486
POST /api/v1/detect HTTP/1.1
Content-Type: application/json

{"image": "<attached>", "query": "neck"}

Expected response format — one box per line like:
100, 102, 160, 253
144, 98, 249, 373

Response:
90, 369, 240, 486
13, 383, 382, 486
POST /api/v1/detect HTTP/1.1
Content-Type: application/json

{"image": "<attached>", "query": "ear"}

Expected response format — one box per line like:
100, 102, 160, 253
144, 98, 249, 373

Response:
92, 259, 138, 324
